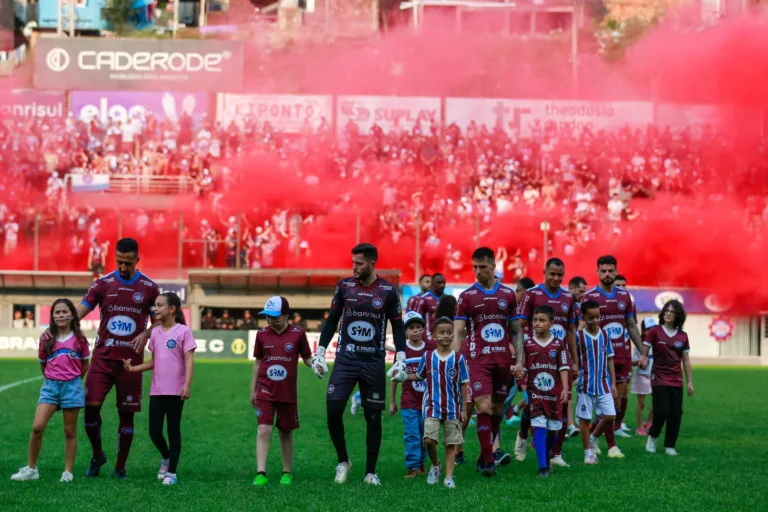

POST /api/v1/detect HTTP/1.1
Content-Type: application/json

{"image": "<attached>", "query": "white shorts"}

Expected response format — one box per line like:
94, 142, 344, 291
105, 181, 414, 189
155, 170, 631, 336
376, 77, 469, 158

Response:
531, 416, 562, 431
576, 393, 616, 421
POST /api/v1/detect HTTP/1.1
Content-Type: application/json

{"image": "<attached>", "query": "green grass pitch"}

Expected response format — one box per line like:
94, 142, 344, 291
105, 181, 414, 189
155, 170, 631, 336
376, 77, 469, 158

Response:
1, 360, 766, 511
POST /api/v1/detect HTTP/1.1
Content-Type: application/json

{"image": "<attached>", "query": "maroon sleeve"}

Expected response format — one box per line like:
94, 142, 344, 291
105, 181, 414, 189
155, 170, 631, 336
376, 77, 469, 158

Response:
81, 279, 104, 310
644, 326, 657, 349
253, 332, 264, 359
559, 341, 571, 370
516, 290, 532, 321
567, 296, 577, 325
298, 331, 311, 359
38, 335, 46, 363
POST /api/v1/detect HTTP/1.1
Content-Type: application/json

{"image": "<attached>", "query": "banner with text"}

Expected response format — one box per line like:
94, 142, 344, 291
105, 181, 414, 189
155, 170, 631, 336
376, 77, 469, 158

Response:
445, 98, 654, 136
0, 90, 67, 120
336, 95, 440, 138
216, 94, 333, 132
69, 91, 210, 125
35, 38, 244, 92
655, 103, 761, 136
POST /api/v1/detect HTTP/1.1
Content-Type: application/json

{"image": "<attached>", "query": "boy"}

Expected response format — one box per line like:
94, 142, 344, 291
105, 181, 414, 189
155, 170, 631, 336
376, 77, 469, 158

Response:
389, 311, 434, 478
250, 296, 313, 486
410, 317, 469, 488
519, 305, 570, 478
632, 317, 656, 435
576, 300, 618, 464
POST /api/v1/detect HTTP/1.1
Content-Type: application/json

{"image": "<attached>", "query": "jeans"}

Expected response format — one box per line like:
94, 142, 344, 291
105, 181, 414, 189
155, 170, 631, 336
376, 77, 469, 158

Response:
401, 408, 425, 469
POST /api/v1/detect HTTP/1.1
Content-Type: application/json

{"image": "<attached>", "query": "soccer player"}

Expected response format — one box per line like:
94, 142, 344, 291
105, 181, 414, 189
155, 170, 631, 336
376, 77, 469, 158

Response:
612, 274, 633, 437
453, 247, 523, 476
504, 277, 535, 429
59, 238, 159, 479
520, 306, 570, 478
576, 300, 617, 465
515, 277, 536, 304
406, 274, 431, 312
514, 258, 578, 467
568, 276, 588, 328
250, 296, 313, 486
310, 243, 407, 486
582, 255, 648, 458
389, 311, 434, 478
410, 317, 469, 488
644, 300, 694, 456
415, 273, 447, 341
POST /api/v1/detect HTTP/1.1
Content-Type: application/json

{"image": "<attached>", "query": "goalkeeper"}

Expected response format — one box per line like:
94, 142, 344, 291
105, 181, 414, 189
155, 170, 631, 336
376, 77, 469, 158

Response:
311, 243, 407, 486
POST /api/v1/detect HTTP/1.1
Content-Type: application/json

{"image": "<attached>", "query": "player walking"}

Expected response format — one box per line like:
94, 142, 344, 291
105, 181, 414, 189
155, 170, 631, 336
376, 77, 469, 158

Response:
453, 247, 523, 476
311, 243, 407, 486
414, 273, 447, 341
406, 274, 432, 312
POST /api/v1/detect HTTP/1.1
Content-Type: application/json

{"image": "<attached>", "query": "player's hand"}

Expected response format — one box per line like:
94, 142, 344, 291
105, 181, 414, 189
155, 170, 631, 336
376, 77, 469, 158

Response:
122, 359, 134, 372
572, 362, 580, 375
387, 352, 408, 382
559, 389, 568, 403
250, 390, 258, 409
389, 402, 398, 416
460, 409, 468, 423
611, 385, 618, 399
638, 355, 649, 369
311, 346, 328, 379
511, 364, 524, 380
181, 384, 191, 400
687, 382, 694, 397
41, 328, 53, 343
131, 330, 150, 354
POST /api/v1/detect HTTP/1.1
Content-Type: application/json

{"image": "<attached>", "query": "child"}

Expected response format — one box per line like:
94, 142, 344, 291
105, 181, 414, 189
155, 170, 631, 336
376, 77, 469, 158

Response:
11, 299, 89, 483
409, 317, 468, 488
250, 296, 313, 486
632, 317, 657, 435
575, 300, 617, 464
389, 311, 434, 478
518, 305, 570, 478
124, 292, 195, 485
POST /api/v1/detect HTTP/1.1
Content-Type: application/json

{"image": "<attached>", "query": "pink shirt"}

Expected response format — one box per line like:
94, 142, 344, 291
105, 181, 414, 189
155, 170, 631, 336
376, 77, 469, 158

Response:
38, 332, 90, 381
148, 324, 197, 396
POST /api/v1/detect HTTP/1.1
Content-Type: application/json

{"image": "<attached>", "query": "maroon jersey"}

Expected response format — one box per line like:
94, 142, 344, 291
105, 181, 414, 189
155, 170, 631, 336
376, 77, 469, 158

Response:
456, 282, 517, 365
515, 285, 577, 340
253, 325, 312, 403
415, 291, 443, 342
82, 271, 159, 362
400, 340, 435, 410
523, 335, 571, 420
643, 325, 690, 387
406, 294, 422, 313
582, 286, 635, 364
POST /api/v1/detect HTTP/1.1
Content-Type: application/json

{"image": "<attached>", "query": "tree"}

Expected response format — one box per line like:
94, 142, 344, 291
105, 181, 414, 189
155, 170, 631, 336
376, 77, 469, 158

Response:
101, 0, 140, 35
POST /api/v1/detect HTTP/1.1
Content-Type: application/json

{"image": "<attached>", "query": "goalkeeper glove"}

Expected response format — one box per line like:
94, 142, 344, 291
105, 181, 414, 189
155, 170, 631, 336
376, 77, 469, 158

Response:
387, 352, 408, 382
311, 346, 329, 379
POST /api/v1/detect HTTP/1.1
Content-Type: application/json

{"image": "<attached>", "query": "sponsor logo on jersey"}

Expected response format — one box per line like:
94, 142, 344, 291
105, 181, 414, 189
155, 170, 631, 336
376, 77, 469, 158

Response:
347, 321, 375, 342
372, 393, 380, 400
285, 343, 293, 352
499, 299, 507, 310
604, 322, 624, 340
372, 298, 383, 309
133, 292, 144, 303
481, 323, 505, 343
268, 365, 288, 381
412, 381, 426, 392
550, 324, 566, 339
534, 372, 555, 391
166, 338, 177, 349
346, 344, 356, 352
107, 315, 137, 336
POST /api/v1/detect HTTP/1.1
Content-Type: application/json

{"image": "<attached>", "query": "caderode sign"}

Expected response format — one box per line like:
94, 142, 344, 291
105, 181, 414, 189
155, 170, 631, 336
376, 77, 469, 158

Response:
35, 38, 244, 92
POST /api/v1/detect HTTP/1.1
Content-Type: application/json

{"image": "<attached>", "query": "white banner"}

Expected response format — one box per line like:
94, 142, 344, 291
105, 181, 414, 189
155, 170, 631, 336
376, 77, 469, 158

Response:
336, 95, 440, 138
216, 94, 333, 132
70, 174, 109, 192
446, 98, 654, 136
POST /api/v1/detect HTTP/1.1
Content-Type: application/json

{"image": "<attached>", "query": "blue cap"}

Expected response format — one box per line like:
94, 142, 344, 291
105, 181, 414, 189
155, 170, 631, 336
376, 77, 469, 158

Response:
259, 296, 290, 317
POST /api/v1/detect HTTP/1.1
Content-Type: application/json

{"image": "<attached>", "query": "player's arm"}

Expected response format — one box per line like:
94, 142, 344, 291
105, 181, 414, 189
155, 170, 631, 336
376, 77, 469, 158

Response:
682, 336, 694, 397
123, 354, 154, 373
608, 355, 617, 398
509, 318, 524, 367
558, 367, 569, 403
75, 302, 91, 320
131, 317, 163, 353
389, 380, 398, 416
452, 319, 466, 354
251, 357, 262, 408
460, 381, 468, 423
181, 350, 194, 400
80, 359, 90, 378
567, 324, 579, 374
625, 316, 648, 367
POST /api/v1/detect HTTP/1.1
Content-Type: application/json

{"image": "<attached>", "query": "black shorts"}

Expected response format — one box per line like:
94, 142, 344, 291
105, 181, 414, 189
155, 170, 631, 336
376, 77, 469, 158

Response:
651, 385, 683, 417
327, 359, 386, 410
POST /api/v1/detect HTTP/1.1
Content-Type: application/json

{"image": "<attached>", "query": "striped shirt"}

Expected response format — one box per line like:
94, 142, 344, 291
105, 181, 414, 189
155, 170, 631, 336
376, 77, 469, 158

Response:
38, 332, 90, 381
417, 349, 469, 421
577, 327, 614, 396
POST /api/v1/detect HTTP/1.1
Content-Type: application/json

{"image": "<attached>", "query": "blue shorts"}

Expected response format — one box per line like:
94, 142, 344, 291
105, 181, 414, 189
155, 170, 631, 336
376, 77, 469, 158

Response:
39, 377, 85, 409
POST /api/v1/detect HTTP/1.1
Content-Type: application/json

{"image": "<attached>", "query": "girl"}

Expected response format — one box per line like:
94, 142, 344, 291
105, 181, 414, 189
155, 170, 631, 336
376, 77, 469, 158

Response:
124, 292, 196, 485
644, 300, 694, 456
632, 317, 657, 436
11, 299, 89, 483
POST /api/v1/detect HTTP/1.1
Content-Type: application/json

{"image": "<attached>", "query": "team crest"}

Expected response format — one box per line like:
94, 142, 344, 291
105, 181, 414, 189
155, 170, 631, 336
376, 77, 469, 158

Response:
285, 343, 294, 352
561, 303, 569, 312
372, 393, 380, 400
69, 350, 78, 358
473, 382, 482, 391
618, 301, 626, 311
673, 341, 683, 349
448, 369, 457, 378
133, 292, 144, 304
498, 299, 507, 310
549, 349, 558, 359
327, 385, 335, 394
166, 339, 177, 349
256, 408, 262, 418
372, 298, 383, 309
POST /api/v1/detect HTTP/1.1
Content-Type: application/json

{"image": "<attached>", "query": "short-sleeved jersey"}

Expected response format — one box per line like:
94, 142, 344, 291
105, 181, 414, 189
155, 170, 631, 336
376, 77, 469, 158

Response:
643, 325, 690, 387
582, 286, 635, 363
417, 349, 469, 421
406, 294, 422, 313
148, 323, 197, 396
400, 340, 435, 410
330, 277, 402, 362
415, 291, 443, 342
515, 285, 577, 340
38, 332, 90, 381
455, 282, 517, 365
577, 327, 614, 396
82, 271, 159, 362
253, 325, 312, 403
523, 335, 570, 420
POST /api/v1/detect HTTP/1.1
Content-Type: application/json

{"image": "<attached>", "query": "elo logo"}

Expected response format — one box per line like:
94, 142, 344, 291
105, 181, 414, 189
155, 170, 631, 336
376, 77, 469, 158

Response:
46, 48, 71, 72
481, 323, 505, 343
549, 324, 566, 339
107, 315, 137, 336
268, 365, 288, 381
73, 92, 201, 125
604, 322, 624, 340
347, 321, 375, 342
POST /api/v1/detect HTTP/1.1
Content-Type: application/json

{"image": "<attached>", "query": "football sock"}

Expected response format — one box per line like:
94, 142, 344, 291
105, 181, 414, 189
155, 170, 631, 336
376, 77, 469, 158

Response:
327, 400, 349, 464
546, 430, 557, 463
84, 405, 104, 458
363, 408, 382, 475
116, 411, 135, 471
476, 413, 493, 465
551, 422, 567, 456
519, 412, 531, 440
491, 415, 502, 445
615, 397, 628, 429
533, 427, 548, 470
604, 419, 617, 448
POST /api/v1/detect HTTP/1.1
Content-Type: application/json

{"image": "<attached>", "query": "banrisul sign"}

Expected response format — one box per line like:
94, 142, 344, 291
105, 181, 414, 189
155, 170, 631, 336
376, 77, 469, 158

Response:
34, 37, 243, 92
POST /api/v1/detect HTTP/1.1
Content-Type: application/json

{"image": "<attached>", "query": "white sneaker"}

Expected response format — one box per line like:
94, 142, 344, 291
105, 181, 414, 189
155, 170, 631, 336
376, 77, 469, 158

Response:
162, 473, 178, 485
514, 433, 527, 461
620, 422, 629, 431
550, 455, 569, 467
11, 466, 39, 481
614, 429, 632, 438
157, 459, 169, 480
350, 396, 361, 416
60, 471, 73, 483
584, 452, 598, 465
566, 424, 579, 438
646, 436, 657, 454
427, 465, 441, 485
589, 435, 602, 456
607, 446, 625, 459
335, 461, 352, 484
363, 473, 381, 486
665, 448, 679, 456
443, 476, 456, 488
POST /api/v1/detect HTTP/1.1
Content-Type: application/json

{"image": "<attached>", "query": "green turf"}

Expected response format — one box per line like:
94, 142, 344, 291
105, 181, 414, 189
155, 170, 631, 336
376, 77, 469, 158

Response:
1, 360, 766, 511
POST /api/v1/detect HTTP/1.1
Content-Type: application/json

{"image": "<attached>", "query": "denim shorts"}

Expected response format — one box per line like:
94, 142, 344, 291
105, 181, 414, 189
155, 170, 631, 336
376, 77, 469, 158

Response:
39, 377, 85, 409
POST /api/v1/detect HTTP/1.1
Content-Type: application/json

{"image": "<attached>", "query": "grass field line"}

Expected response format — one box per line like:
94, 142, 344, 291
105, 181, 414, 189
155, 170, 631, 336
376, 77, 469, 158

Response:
0, 375, 42, 393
